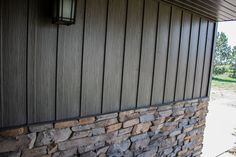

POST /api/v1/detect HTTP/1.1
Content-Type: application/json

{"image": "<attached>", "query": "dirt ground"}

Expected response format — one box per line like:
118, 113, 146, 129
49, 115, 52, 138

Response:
202, 88, 236, 157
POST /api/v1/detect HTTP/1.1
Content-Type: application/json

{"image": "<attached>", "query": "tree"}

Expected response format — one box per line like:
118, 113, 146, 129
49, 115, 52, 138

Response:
230, 46, 236, 64
229, 47, 236, 78
214, 32, 232, 66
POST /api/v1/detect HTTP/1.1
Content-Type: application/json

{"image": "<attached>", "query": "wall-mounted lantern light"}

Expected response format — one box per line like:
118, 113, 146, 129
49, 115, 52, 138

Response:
53, 0, 77, 26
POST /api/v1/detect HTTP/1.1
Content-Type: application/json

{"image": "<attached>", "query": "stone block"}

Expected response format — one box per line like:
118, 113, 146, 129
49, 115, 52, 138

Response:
137, 149, 156, 157
35, 128, 72, 146
79, 117, 95, 125
80, 151, 97, 157
96, 146, 109, 156
92, 128, 105, 135
158, 105, 172, 111
106, 133, 130, 144
118, 127, 133, 136
58, 134, 108, 150
27, 133, 37, 149
140, 114, 155, 123
29, 124, 53, 133
106, 123, 122, 133
177, 133, 186, 140
96, 113, 118, 121
150, 124, 164, 134
178, 119, 189, 128
78, 141, 105, 154
95, 118, 118, 128
54, 120, 79, 129
177, 149, 188, 156
135, 108, 148, 113
119, 111, 139, 122
72, 124, 95, 132
169, 129, 181, 137
183, 125, 194, 133
163, 147, 173, 155
159, 110, 172, 117
174, 115, 184, 122
107, 140, 131, 155
131, 138, 150, 151
0, 135, 31, 153
130, 133, 148, 142
71, 130, 92, 139
0, 127, 28, 137
160, 125, 176, 132
123, 118, 139, 128
132, 122, 152, 135
0, 151, 21, 157
53, 148, 77, 157
152, 117, 165, 126
48, 144, 58, 154
21, 146, 47, 157
159, 137, 176, 148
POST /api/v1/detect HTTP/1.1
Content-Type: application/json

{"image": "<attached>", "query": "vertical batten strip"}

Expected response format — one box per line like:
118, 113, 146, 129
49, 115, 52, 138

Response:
101, 0, 110, 113
79, 0, 87, 117
119, 0, 129, 111
200, 21, 209, 96
207, 22, 218, 97
136, 0, 145, 107
192, 18, 202, 98
54, 25, 59, 120
150, 2, 160, 106
184, 15, 200, 99
162, 5, 172, 103
174, 10, 183, 101
183, 14, 193, 99
26, 0, 30, 125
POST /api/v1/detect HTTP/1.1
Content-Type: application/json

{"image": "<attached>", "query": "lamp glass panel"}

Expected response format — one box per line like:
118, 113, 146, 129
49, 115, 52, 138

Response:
62, 0, 73, 20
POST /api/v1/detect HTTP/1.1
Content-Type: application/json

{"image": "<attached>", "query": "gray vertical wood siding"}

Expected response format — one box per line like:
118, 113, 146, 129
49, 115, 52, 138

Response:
0, 0, 217, 129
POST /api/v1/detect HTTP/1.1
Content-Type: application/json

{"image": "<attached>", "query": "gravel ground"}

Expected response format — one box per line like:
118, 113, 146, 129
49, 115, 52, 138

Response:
202, 89, 236, 157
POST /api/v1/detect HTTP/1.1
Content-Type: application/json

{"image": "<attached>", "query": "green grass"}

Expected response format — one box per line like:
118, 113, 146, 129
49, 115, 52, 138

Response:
212, 74, 236, 89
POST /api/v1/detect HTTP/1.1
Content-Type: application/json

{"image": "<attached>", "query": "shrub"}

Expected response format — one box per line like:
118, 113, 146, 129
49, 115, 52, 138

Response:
213, 65, 228, 75
229, 63, 236, 78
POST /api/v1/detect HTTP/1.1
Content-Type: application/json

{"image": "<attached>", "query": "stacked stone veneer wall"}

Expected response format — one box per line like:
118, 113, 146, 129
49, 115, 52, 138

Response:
0, 100, 208, 157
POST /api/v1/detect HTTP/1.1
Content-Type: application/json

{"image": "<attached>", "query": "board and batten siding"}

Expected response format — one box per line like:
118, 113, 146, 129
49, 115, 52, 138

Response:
0, 0, 217, 129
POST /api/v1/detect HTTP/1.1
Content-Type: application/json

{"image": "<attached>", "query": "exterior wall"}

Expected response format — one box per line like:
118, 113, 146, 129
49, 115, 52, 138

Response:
0, 0, 216, 129
0, 99, 208, 157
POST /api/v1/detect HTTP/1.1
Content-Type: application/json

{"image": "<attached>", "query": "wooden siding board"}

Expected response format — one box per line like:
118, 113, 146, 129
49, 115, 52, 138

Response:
102, 0, 126, 113
207, 22, 218, 97
137, 0, 158, 108
193, 19, 208, 98
56, 0, 85, 120
81, 0, 108, 116
201, 22, 214, 97
151, 3, 171, 105
28, 0, 57, 123
121, 0, 144, 110
164, 6, 182, 103
1, 0, 27, 127
175, 12, 191, 101
184, 15, 200, 99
